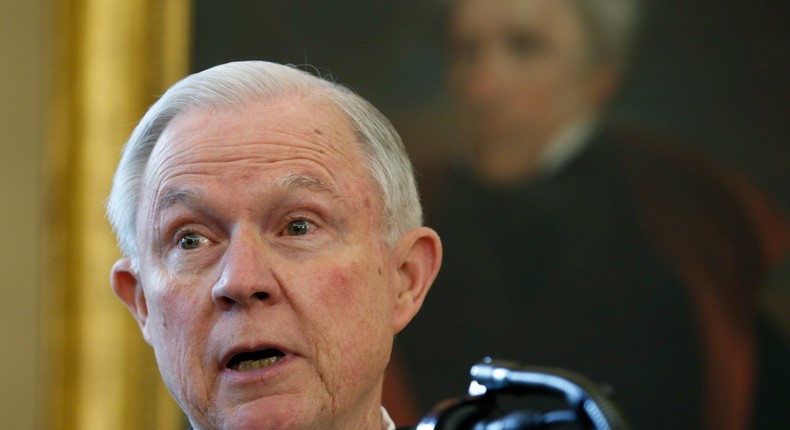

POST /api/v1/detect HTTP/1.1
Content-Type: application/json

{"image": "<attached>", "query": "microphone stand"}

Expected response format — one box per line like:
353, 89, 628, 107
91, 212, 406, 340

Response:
403, 357, 632, 430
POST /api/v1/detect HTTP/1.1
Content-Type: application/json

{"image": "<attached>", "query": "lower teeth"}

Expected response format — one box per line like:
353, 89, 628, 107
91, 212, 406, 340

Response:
233, 356, 282, 371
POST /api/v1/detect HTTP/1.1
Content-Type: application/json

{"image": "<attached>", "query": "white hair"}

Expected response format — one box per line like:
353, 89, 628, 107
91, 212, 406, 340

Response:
106, 61, 423, 262
570, 0, 642, 68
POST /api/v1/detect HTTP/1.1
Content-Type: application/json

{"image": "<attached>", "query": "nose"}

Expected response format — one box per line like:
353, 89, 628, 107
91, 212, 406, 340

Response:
211, 229, 282, 310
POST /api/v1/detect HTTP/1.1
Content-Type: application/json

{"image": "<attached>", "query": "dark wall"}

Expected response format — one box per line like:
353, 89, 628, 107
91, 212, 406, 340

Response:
193, 1, 446, 113
614, 0, 790, 213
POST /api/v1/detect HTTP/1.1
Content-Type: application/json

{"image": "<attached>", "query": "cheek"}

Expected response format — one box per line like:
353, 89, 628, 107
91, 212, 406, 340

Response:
143, 279, 214, 411
306, 251, 393, 353
149, 290, 197, 334
143, 273, 210, 366
323, 265, 361, 302
319, 250, 390, 314
325, 265, 358, 301
309, 258, 393, 397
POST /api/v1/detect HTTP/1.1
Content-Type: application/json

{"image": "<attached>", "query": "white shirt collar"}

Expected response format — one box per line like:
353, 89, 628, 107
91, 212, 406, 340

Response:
381, 406, 396, 430
536, 113, 600, 177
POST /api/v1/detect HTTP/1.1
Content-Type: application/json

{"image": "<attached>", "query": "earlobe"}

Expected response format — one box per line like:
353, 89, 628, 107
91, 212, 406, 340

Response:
110, 258, 152, 345
392, 227, 443, 333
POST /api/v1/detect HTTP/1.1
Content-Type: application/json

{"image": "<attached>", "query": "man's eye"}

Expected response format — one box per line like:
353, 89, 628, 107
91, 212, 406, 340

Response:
179, 233, 207, 249
285, 219, 312, 236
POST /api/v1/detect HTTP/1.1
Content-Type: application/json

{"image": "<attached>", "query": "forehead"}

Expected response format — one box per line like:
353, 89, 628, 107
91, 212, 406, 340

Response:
141, 96, 374, 208
153, 96, 359, 163
451, 0, 581, 37
151, 96, 362, 171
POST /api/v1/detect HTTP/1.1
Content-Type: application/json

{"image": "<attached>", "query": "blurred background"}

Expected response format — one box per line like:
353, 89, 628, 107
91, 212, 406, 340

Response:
2, 0, 788, 429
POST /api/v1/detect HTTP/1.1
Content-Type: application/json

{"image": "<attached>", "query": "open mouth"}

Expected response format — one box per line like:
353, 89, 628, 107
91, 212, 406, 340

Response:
226, 348, 286, 372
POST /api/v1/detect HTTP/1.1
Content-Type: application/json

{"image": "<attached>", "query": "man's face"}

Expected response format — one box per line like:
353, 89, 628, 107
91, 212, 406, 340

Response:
116, 98, 415, 429
449, 0, 612, 183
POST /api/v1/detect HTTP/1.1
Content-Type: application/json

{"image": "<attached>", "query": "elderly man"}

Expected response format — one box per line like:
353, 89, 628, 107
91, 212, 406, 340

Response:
106, 61, 442, 429
397, 1, 788, 430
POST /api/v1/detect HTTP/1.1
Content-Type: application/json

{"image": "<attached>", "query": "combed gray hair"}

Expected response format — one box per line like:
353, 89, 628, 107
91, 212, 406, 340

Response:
570, 0, 642, 68
106, 61, 423, 262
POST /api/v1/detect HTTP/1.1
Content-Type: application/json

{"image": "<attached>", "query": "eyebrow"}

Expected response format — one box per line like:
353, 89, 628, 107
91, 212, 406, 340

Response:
157, 189, 199, 212
155, 173, 335, 213
273, 173, 334, 194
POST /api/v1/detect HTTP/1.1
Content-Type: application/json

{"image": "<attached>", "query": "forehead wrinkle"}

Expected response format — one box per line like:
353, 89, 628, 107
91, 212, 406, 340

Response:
150, 172, 344, 225
150, 129, 363, 182
142, 100, 374, 224
145, 136, 350, 202
148, 98, 365, 181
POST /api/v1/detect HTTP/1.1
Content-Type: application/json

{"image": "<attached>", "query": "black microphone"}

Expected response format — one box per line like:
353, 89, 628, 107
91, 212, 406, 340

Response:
402, 357, 632, 430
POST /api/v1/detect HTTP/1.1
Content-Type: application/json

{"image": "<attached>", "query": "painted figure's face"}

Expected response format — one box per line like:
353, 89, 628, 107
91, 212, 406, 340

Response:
449, 0, 611, 183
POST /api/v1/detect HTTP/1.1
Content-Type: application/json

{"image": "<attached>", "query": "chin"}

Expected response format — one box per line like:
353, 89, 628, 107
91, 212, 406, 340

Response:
472, 141, 541, 183
194, 397, 318, 430
474, 156, 539, 186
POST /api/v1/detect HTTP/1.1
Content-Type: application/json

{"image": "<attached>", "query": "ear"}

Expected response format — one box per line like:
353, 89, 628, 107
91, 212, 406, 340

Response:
110, 258, 152, 345
392, 227, 443, 333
